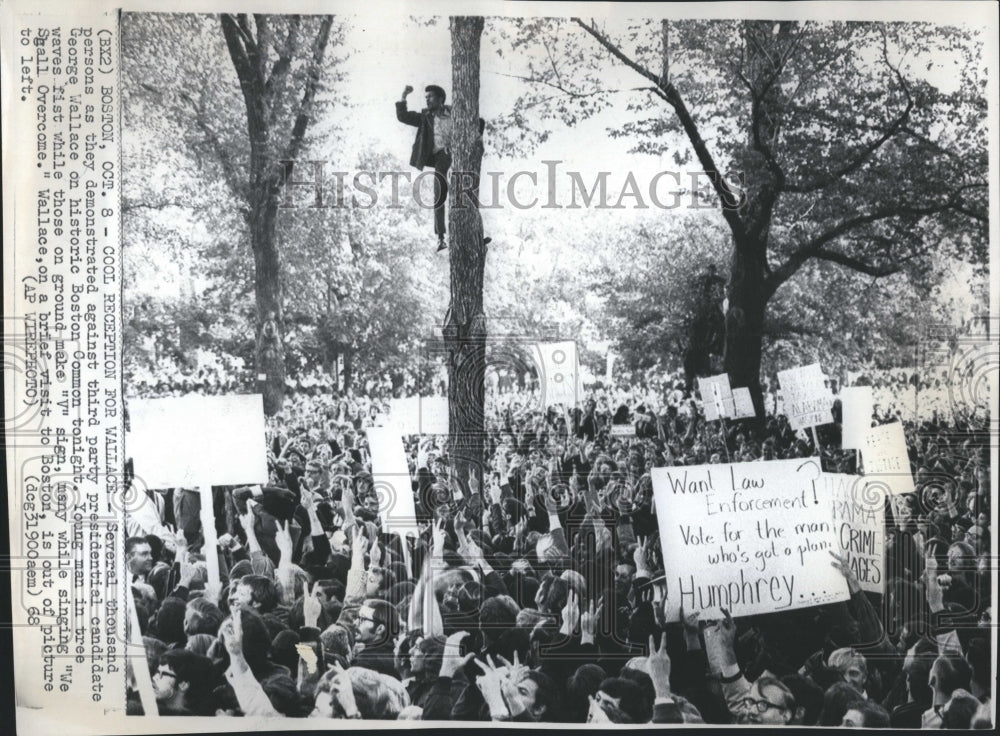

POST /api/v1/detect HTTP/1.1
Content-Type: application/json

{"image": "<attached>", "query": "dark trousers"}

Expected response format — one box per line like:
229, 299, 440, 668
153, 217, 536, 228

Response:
431, 149, 451, 237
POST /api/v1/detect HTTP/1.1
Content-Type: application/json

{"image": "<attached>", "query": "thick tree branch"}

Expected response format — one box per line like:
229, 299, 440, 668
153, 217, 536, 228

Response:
765, 198, 956, 295
282, 15, 334, 164
810, 248, 902, 276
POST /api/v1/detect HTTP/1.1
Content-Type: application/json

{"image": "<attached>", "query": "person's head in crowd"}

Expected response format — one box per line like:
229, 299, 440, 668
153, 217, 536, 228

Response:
594, 677, 648, 724
143, 636, 169, 676
153, 649, 215, 715
320, 624, 353, 662
740, 674, 796, 725
355, 598, 399, 647
535, 574, 569, 615
313, 666, 410, 719
566, 663, 607, 722
228, 574, 279, 614
930, 654, 972, 706
939, 688, 981, 729
780, 673, 823, 725
965, 636, 990, 699
818, 681, 865, 727
184, 597, 224, 637
617, 669, 655, 722
153, 597, 188, 647
827, 647, 868, 695
840, 700, 891, 728
505, 669, 560, 722
902, 637, 938, 705
184, 633, 216, 657
126, 536, 154, 578
411, 634, 445, 680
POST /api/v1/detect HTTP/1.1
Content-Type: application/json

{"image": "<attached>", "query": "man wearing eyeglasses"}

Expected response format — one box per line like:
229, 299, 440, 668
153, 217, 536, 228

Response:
350, 599, 400, 678
152, 649, 214, 715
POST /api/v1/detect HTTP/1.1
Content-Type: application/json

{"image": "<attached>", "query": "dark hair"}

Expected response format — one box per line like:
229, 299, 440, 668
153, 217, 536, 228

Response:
185, 598, 224, 636
125, 536, 150, 556
425, 84, 445, 101
617, 669, 655, 722
159, 649, 216, 713
525, 669, 560, 720
932, 654, 971, 697
239, 574, 280, 612
599, 677, 647, 724
367, 598, 400, 641
941, 690, 981, 729
566, 663, 606, 722
904, 638, 938, 703
781, 673, 823, 725
966, 637, 990, 687
848, 700, 890, 727
818, 682, 865, 727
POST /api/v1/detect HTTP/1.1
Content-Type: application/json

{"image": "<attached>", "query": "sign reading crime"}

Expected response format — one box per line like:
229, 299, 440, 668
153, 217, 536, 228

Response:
652, 459, 850, 619
823, 473, 885, 593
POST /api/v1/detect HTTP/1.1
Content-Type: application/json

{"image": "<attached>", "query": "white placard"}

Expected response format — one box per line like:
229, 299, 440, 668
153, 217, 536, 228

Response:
861, 421, 915, 496
611, 423, 636, 437
840, 386, 873, 450
419, 395, 450, 435
534, 340, 580, 407
732, 387, 756, 418
367, 425, 420, 540
127, 395, 268, 488
652, 458, 850, 619
823, 473, 885, 594
697, 373, 734, 420
777, 363, 835, 430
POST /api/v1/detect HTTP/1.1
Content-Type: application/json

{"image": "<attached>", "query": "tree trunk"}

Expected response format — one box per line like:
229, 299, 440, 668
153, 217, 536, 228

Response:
252, 186, 286, 416
724, 235, 767, 416
446, 16, 487, 491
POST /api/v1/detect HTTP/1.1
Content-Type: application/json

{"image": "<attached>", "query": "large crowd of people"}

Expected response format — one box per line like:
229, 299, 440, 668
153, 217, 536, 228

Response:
124, 374, 993, 726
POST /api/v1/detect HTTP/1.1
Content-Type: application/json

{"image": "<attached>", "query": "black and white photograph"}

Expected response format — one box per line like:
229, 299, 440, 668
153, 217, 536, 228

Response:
4, 1, 997, 732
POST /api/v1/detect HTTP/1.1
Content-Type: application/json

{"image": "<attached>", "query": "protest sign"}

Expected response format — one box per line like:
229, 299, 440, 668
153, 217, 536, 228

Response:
652, 458, 850, 619
840, 386, 873, 450
127, 394, 268, 488
861, 421, 915, 496
777, 363, 834, 430
732, 387, 756, 418
366, 426, 420, 542
128, 395, 269, 586
697, 373, 735, 421
823, 473, 885, 593
389, 396, 449, 435
534, 340, 580, 407
611, 423, 636, 437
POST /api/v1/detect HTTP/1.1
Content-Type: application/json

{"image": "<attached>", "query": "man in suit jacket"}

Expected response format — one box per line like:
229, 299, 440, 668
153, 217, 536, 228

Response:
396, 84, 485, 251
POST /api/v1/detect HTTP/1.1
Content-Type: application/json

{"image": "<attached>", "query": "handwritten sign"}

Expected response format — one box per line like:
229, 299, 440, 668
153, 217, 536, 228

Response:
861, 421, 914, 496
732, 387, 756, 418
611, 424, 636, 437
697, 373, 735, 421
652, 459, 850, 619
777, 363, 834, 430
823, 473, 885, 593
840, 386, 873, 450
534, 341, 580, 408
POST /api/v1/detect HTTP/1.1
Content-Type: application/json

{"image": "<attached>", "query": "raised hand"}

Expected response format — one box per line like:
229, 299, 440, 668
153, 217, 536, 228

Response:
221, 607, 245, 660
580, 597, 604, 644
561, 589, 581, 635
647, 633, 672, 697
329, 661, 360, 718
275, 519, 294, 563
303, 580, 323, 629
432, 518, 447, 556
829, 550, 861, 595
440, 631, 475, 679
473, 656, 510, 719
